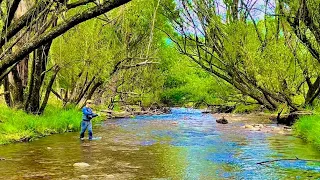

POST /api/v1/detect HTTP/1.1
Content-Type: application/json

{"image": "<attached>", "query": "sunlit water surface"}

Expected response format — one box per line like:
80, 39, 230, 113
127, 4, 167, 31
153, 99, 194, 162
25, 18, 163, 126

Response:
1, 108, 320, 179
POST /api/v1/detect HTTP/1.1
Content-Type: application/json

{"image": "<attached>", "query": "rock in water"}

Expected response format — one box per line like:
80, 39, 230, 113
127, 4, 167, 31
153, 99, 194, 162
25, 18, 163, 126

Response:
73, 162, 90, 168
245, 125, 254, 129
249, 127, 261, 131
80, 175, 89, 179
0, 157, 5, 161
216, 117, 228, 124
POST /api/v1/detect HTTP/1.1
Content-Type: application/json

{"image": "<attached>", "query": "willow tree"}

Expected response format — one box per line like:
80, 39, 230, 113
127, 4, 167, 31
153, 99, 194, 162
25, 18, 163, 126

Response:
162, 0, 307, 111
278, 0, 320, 105
51, 0, 165, 109
0, 0, 132, 114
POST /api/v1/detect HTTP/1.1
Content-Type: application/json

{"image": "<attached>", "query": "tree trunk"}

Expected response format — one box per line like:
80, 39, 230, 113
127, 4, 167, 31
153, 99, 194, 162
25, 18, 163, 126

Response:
24, 51, 36, 110
9, 67, 24, 108
231, 0, 239, 21
75, 76, 96, 105
39, 66, 60, 114
25, 42, 51, 114
305, 76, 320, 105
3, 76, 12, 107
17, 58, 29, 87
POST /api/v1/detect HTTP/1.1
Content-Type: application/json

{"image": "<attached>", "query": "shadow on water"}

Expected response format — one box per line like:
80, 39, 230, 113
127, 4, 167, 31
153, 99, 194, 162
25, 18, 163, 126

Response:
0, 108, 320, 179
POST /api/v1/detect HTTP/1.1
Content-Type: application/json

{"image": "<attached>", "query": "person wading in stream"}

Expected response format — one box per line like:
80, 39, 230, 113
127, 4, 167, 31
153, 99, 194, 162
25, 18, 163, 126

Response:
80, 100, 98, 140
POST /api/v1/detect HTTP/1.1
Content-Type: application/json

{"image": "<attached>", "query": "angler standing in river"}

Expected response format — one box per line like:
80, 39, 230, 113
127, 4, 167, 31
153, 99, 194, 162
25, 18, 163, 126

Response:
80, 100, 98, 140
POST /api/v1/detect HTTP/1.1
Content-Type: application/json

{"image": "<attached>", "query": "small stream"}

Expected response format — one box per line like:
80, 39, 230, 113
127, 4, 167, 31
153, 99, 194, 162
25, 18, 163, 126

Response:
0, 108, 320, 179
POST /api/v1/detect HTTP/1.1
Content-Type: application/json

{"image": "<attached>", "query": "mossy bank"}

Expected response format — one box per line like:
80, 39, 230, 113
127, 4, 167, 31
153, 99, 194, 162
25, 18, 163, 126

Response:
294, 115, 320, 149
0, 104, 103, 145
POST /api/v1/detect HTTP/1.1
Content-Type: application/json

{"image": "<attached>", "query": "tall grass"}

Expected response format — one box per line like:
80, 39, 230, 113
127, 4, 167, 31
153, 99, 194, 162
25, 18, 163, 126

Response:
0, 104, 83, 145
294, 115, 320, 148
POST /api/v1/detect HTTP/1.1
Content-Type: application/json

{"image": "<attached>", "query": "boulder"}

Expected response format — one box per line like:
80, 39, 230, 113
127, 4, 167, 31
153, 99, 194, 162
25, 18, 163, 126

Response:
162, 107, 171, 114
216, 117, 228, 124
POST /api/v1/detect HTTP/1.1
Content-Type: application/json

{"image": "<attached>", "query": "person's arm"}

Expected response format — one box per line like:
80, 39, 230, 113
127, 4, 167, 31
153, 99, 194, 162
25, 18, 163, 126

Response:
82, 107, 92, 116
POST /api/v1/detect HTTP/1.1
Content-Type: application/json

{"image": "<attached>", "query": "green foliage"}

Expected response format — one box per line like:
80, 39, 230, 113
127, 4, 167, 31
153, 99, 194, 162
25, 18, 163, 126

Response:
50, 0, 171, 108
0, 103, 83, 145
160, 89, 190, 106
159, 44, 236, 107
294, 115, 320, 148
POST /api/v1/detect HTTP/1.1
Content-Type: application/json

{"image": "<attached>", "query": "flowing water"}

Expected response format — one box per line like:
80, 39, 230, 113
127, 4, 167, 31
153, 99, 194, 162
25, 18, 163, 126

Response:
1, 108, 320, 179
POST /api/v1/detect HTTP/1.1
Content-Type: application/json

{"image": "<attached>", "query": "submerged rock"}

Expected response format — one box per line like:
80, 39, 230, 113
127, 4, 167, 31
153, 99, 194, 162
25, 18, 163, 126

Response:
73, 162, 90, 168
244, 124, 261, 131
249, 127, 261, 131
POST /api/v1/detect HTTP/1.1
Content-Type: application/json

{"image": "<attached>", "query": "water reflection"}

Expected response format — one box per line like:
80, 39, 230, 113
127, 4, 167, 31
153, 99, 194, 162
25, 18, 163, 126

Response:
0, 108, 319, 179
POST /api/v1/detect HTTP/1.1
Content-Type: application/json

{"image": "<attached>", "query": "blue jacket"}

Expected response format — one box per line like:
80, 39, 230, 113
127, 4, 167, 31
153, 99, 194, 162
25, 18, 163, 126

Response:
82, 107, 97, 121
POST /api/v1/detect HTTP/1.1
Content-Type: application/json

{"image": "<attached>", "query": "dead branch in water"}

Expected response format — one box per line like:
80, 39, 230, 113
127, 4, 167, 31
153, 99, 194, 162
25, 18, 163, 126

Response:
257, 157, 320, 165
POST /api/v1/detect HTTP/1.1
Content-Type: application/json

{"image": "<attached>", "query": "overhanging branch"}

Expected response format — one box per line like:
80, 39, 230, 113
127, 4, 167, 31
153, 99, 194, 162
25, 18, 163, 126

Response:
0, 0, 132, 81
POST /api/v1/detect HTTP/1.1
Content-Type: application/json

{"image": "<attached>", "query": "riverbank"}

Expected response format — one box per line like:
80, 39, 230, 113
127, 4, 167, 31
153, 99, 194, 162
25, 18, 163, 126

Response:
212, 112, 320, 148
294, 115, 320, 148
0, 102, 318, 148
0, 103, 170, 145
0, 104, 85, 145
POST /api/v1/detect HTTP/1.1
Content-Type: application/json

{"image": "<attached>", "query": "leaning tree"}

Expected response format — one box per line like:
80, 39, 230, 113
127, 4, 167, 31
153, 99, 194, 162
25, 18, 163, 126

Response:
162, 0, 320, 111
0, 0, 132, 114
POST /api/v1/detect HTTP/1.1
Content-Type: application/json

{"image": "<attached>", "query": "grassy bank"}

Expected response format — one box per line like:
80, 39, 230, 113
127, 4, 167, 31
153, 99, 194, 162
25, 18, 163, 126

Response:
0, 104, 102, 145
294, 115, 320, 148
